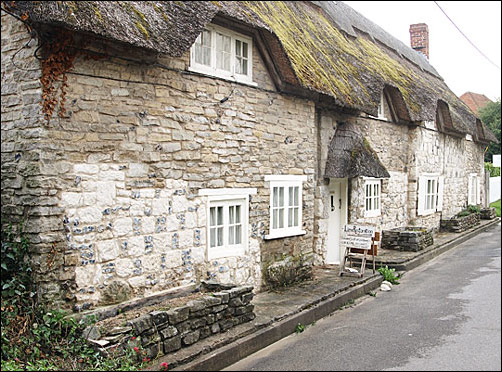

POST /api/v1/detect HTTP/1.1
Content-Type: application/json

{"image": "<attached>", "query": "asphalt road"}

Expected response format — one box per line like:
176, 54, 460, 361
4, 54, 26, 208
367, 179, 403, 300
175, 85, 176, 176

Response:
225, 222, 501, 371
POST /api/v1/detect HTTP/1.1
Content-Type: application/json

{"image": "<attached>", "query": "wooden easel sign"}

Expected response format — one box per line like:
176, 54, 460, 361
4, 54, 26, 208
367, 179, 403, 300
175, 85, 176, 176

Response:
340, 224, 376, 277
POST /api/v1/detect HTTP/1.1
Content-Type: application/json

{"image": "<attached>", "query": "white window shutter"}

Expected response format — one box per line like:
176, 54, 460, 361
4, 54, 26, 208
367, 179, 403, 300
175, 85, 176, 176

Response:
436, 176, 444, 211
417, 176, 426, 216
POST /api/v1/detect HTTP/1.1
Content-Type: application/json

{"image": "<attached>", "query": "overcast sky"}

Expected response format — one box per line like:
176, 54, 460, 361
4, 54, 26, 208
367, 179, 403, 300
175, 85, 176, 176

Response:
343, 1, 502, 102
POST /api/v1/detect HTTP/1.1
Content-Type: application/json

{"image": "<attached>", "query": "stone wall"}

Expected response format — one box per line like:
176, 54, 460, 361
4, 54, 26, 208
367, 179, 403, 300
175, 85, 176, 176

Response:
2, 15, 317, 310
88, 286, 255, 360
348, 116, 411, 231
1, 14, 69, 306
381, 227, 434, 252
440, 212, 480, 233
408, 123, 486, 229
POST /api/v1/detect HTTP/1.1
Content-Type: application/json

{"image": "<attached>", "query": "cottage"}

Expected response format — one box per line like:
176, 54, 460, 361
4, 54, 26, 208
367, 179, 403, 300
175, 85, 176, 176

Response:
1, 1, 497, 311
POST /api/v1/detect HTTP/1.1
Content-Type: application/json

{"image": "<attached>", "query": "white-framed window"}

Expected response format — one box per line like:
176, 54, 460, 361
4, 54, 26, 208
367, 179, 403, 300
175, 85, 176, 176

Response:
364, 178, 381, 217
264, 175, 307, 240
189, 24, 255, 86
417, 174, 444, 216
468, 173, 480, 205
199, 188, 256, 260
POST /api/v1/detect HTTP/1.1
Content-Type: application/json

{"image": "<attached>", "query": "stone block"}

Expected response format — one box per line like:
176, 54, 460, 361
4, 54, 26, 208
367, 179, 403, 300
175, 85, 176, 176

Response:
175, 320, 191, 336
163, 335, 181, 354
150, 311, 169, 327
182, 330, 200, 346
190, 317, 207, 329
159, 326, 178, 340
202, 295, 222, 307
199, 326, 211, 339
97, 240, 120, 262
187, 299, 206, 313
127, 315, 153, 335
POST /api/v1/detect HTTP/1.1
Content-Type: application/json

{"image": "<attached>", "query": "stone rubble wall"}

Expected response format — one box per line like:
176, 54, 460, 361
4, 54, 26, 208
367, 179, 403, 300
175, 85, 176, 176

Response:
480, 207, 497, 220
1, 14, 69, 306
381, 227, 434, 252
88, 286, 255, 360
440, 212, 480, 233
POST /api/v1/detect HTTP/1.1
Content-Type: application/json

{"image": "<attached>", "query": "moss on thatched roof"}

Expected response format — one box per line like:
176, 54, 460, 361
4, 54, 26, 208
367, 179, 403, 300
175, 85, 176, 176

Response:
3, 1, 497, 144
325, 122, 390, 179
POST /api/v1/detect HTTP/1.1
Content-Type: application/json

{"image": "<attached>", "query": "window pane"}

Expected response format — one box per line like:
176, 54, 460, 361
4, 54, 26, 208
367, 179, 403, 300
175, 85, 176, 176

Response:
235, 225, 242, 244
202, 47, 211, 66
195, 30, 211, 66
217, 206, 223, 225
229, 226, 234, 245
210, 227, 216, 248
288, 207, 293, 227
278, 208, 284, 228
294, 207, 299, 226
217, 227, 223, 247
273, 187, 278, 207
242, 59, 248, 75
202, 30, 211, 46
229, 206, 234, 224
279, 187, 284, 207
235, 205, 241, 223
216, 33, 231, 71
210, 207, 216, 226
194, 44, 202, 64
273, 209, 278, 229
289, 187, 294, 206
242, 42, 248, 58
236, 40, 241, 56
235, 57, 241, 74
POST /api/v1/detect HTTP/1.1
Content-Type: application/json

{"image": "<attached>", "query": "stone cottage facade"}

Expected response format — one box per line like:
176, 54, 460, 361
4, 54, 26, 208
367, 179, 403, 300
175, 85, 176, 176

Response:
1, 1, 497, 311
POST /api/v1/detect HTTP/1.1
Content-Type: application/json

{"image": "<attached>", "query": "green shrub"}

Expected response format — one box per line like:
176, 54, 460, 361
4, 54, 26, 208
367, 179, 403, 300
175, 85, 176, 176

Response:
490, 199, 501, 217
466, 205, 480, 214
1, 224, 150, 371
377, 265, 400, 285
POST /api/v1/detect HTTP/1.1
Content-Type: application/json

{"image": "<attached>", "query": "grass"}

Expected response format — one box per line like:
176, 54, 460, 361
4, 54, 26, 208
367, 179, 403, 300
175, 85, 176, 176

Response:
490, 199, 501, 217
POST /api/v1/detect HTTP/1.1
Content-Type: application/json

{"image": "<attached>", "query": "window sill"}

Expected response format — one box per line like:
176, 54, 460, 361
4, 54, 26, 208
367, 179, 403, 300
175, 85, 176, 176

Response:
208, 248, 245, 260
264, 229, 306, 240
188, 66, 257, 87
364, 211, 381, 218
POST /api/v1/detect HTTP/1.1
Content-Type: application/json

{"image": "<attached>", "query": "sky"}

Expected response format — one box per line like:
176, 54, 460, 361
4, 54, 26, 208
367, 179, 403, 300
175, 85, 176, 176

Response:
343, 1, 502, 102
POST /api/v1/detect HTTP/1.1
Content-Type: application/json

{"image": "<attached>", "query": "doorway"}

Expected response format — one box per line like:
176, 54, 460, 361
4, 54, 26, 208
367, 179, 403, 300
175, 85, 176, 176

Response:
326, 178, 348, 264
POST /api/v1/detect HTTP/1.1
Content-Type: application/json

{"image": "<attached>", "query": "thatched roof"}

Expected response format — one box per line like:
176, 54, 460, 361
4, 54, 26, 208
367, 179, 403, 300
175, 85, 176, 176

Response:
3, 1, 497, 144
2, 1, 219, 57
325, 122, 391, 179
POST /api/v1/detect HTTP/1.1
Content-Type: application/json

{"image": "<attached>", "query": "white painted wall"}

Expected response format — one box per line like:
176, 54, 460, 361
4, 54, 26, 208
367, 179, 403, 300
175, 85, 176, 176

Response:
490, 176, 501, 203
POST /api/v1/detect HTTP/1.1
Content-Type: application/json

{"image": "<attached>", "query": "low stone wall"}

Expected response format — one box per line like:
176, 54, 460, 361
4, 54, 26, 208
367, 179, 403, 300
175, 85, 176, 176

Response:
480, 207, 497, 220
265, 255, 313, 289
440, 212, 480, 233
381, 227, 434, 252
86, 285, 255, 360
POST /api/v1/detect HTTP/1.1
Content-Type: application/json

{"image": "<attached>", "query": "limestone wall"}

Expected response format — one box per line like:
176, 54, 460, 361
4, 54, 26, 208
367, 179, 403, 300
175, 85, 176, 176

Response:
2, 16, 317, 310
1, 15, 70, 306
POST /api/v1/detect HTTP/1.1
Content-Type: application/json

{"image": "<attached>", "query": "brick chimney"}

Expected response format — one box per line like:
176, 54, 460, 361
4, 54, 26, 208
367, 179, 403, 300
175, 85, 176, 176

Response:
409, 23, 429, 59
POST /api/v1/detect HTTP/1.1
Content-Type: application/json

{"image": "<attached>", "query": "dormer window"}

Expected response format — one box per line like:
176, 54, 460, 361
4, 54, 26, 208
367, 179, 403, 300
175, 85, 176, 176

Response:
190, 24, 255, 86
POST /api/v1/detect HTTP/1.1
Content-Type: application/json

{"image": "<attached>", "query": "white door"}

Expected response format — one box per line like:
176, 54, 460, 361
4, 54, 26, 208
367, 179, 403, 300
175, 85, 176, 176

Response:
326, 179, 347, 264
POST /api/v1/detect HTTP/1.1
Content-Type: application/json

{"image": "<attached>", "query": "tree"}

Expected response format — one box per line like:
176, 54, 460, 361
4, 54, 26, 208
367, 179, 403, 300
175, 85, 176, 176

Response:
479, 99, 501, 162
